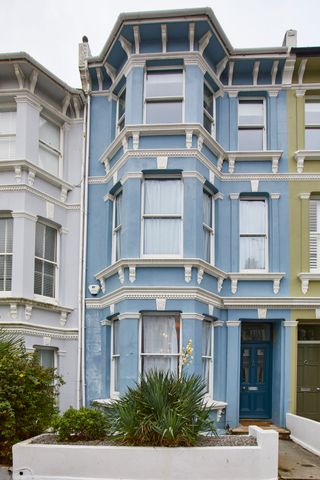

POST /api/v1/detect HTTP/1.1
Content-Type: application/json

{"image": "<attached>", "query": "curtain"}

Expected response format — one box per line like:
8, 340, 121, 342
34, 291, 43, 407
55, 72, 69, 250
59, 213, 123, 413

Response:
240, 237, 265, 270
144, 180, 181, 254
142, 316, 179, 374
240, 201, 266, 234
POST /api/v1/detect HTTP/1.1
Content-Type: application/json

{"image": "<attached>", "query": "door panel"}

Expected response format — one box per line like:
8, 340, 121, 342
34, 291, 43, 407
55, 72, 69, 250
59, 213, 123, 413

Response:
297, 344, 320, 421
240, 343, 272, 419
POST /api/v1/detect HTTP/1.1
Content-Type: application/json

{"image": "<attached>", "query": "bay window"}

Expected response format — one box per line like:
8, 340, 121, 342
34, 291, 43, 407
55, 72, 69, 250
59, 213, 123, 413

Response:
0, 217, 13, 292
240, 199, 268, 271
141, 315, 180, 375
310, 197, 320, 272
305, 99, 320, 150
0, 109, 16, 159
145, 70, 183, 124
39, 115, 61, 177
34, 222, 57, 298
202, 320, 213, 395
143, 178, 182, 256
238, 99, 266, 151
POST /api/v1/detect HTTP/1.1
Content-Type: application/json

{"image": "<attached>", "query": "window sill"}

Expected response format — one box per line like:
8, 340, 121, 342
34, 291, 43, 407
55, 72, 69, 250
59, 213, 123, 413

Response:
298, 272, 320, 294
226, 150, 283, 174
294, 150, 320, 173
204, 399, 228, 410
229, 272, 285, 294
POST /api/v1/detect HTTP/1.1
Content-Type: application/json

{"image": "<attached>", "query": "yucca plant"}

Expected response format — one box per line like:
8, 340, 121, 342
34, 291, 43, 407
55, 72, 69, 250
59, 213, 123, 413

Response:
0, 328, 23, 358
106, 370, 216, 446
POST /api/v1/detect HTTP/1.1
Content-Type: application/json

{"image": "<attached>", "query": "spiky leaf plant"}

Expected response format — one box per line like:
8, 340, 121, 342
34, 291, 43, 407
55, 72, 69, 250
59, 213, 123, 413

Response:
106, 370, 216, 446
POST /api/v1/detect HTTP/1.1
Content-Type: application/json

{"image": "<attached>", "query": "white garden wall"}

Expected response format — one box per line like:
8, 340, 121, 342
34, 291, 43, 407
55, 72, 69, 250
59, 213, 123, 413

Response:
13, 426, 278, 480
286, 413, 320, 456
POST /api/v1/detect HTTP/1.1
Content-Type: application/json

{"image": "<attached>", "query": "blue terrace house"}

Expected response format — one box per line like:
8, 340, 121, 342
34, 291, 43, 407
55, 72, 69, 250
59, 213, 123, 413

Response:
80, 8, 295, 428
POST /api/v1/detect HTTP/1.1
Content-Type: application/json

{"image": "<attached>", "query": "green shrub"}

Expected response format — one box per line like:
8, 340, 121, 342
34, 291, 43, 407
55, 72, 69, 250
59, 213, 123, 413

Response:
106, 370, 216, 446
53, 407, 108, 442
0, 329, 63, 463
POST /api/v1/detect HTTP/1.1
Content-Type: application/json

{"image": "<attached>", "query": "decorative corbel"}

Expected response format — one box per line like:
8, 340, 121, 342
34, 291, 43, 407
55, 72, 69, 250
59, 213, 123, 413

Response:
13, 63, 25, 89
27, 169, 35, 186
60, 311, 68, 327
99, 278, 106, 294
197, 135, 204, 151
29, 70, 38, 93
118, 267, 125, 284
184, 266, 192, 283
156, 298, 166, 311
199, 31, 212, 55
122, 136, 128, 153
189, 23, 195, 51
14, 166, 22, 183
228, 155, 235, 174
104, 62, 117, 83
133, 26, 141, 54
119, 35, 132, 58
161, 24, 167, 53
129, 265, 136, 283
217, 155, 224, 171
273, 278, 281, 294
132, 132, 139, 150
231, 279, 238, 294
301, 278, 309, 295
60, 187, 68, 203
103, 159, 110, 175
197, 268, 204, 285
62, 93, 71, 116
217, 277, 224, 293
258, 308, 267, 320
25, 304, 33, 321
186, 129, 193, 149
10, 303, 18, 320
272, 156, 279, 174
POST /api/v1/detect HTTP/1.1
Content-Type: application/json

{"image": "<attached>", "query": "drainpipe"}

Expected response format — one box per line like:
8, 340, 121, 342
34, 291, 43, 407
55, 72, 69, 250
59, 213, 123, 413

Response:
77, 94, 90, 408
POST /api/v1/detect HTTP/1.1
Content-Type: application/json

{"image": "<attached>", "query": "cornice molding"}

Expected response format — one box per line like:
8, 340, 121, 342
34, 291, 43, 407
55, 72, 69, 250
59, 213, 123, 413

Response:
2, 323, 78, 340
0, 296, 73, 314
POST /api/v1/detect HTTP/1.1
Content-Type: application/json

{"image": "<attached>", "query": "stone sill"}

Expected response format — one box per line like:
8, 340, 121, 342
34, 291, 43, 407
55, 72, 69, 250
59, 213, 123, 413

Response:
298, 272, 320, 294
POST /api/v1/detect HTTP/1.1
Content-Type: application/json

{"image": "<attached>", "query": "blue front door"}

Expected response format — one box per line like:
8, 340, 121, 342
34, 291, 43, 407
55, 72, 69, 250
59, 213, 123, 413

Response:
240, 339, 272, 419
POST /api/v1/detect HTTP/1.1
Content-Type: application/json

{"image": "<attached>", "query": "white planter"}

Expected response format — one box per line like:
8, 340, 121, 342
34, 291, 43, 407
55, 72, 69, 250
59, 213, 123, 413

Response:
286, 412, 320, 456
13, 426, 278, 480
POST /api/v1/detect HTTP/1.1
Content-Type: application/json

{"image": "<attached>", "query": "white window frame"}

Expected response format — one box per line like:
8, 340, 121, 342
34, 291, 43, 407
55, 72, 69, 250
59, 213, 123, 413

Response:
141, 175, 183, 258
305, 97, 320, 151
0, 107, 16, 160
111, 319, 120, 398
203, 80, 215, 137
139, 313, 182, 377
0, 216, 13, 294
34, 221, 59, 302
112, 189, 122, 264
39, 113, 63, 178
238, 97, 266, 151
310, 197, 320, 272
143, 67, 185, 124
116, 85, 126, 135
203, 188, 215, 264
202, 319, 214, 399
239, 197, 269, 273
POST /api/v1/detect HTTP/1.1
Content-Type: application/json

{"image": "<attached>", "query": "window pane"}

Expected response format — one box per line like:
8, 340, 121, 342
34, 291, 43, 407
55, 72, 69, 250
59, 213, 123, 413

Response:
118, 89, 126, 121
238, 128, 264, 150
240, 201, 266, 234
146, 71, 183, 97
240, 237, 266, 270
114, 357, 119, 392
115, 193, 122, 228
43, 262, 55, 297
203, 228, 211, 263
238, 100, 264, 125
204, 84, 213, 116
203, 113, 212, 134
39, 144, 59, 176
34, 258, 43, 295
0, 219, 13, 253
202, 321, 211, 356
0, 137, 15, 159
142, 316, 179, 354
145, 180, 181, 215
36, 349, 54, 369
39, 116, 60, 150
44, 226, 56, 262
113, 321, 119, 355
35, 223, 45, 258
305, 128, 320, 150
146, 101, 182, 123
298, 325, 320, 341
305, 101, 320, 125
203, 192, 212, 227
0, 111, 16, 134
144, 218, 180, 254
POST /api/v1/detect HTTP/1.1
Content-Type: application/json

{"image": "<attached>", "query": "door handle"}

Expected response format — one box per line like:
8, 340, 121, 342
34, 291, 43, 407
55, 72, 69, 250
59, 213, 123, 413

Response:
242, 386, 246, 391
316, 388, 320, 392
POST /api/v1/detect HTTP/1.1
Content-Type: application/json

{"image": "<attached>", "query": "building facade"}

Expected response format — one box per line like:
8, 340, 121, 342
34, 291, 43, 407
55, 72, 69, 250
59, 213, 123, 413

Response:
0, 53, 85, 410
79, 7, 320, 429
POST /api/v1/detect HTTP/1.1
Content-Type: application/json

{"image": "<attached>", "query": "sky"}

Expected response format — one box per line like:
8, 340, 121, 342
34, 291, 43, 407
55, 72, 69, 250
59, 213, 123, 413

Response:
1, 0, 319, 88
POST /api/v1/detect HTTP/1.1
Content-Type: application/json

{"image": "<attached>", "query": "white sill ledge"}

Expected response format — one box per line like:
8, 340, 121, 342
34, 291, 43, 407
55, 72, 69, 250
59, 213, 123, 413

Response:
298, 272, 320, 294
93, 398, 227, 411
294, 150, 320, 173
229, 272, 285, 294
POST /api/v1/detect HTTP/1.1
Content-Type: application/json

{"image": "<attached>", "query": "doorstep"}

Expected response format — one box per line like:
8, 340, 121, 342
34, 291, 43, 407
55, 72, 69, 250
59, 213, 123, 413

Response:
229, 420, 290, 440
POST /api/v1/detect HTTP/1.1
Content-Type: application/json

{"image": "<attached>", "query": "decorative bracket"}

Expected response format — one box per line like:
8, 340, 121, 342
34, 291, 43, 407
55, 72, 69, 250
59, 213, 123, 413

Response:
258, 308, 267, 320
10, 303, 18, 320
228, 155, 235, 174
132, 132, 139, 150
301, 278, 309, 295
197, 268, 204, 285
231, 279, 238, 294
272, 156, 279, 174
273, 278, 281, 294
60, 311, 68, 327
25, 304, 32, 321
129, 265, 136, 283
14, 166, 22, 183
99, 278, 106, 294
217, 277, 224, 293
28, 169, 35, 186
197, 135, 204, 151
184, 266, 192, 283
186, 129, 193, 149
156, 298, 166, 311
118, 267, 125, 284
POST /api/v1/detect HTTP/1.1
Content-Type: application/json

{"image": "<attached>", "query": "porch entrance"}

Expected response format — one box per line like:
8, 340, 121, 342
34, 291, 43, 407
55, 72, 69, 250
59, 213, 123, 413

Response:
240, 323, 272, 419
297, 324, 320, 421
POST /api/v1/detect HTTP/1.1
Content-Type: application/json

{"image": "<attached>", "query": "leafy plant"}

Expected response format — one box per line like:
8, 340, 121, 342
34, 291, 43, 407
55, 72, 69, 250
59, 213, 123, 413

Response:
106, 370, 216, 446
0, 328, 63, 463
52, 407, 108, 442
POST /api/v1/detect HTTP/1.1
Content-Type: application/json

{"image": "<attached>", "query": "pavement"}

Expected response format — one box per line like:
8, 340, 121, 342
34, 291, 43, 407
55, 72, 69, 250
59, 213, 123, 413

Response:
0, 466, 11, 480
279, 440, 320, 479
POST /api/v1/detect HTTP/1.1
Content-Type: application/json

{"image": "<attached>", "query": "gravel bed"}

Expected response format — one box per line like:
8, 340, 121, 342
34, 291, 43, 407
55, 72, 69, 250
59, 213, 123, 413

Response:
32, 434, 257, 447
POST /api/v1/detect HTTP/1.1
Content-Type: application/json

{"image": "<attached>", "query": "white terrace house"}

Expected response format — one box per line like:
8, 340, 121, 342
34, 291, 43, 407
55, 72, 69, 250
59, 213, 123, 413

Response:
0, 53, 85, 410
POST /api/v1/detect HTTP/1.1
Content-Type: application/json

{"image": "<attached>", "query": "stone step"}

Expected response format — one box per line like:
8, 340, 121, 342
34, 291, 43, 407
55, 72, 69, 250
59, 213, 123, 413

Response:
229, 422, 291, 440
